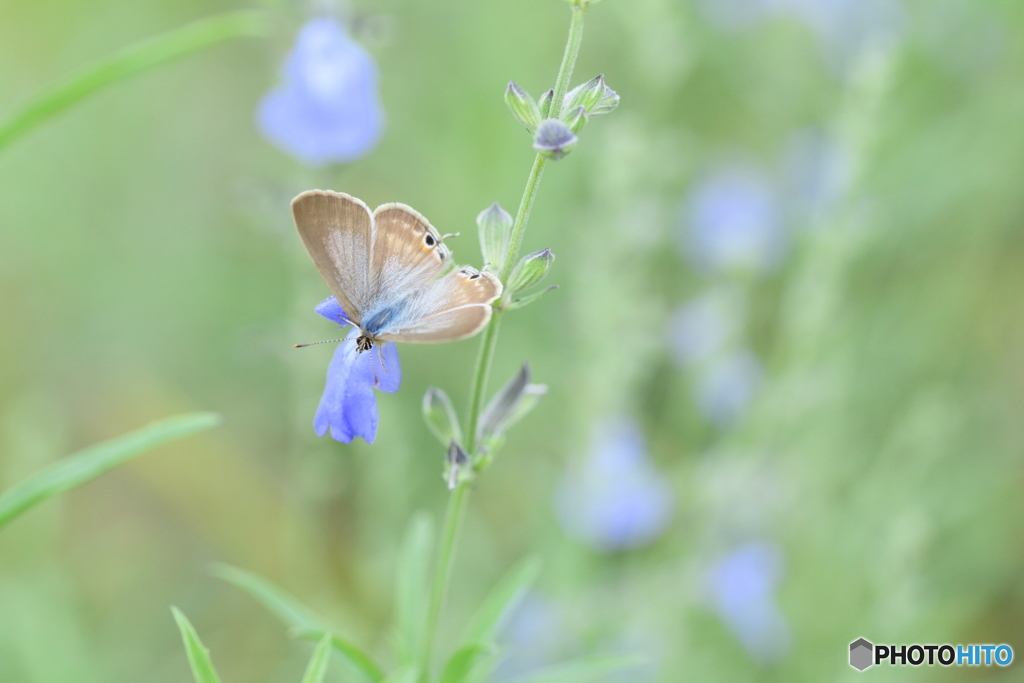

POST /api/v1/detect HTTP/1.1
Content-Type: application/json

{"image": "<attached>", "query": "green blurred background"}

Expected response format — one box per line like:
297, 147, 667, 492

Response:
2, 0, 1024, 680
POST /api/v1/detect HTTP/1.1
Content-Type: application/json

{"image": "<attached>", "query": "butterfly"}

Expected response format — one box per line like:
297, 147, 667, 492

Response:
292, 190, 502, 353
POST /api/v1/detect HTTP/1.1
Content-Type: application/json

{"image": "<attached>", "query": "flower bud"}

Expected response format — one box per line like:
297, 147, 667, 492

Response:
538, 88, 555, 118
423, 387, 462, 447
505, 81, 541, 132
562, 105, 588, 134
563, 74, 619, 116
477, 202, 513, 271
478, 363, 548, 448
446, 439, 470, 490
508, 248, 554, 293
533, 119, 577, 160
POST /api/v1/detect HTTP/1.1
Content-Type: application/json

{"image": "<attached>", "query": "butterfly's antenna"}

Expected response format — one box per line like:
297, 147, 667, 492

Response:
376, 343, 389, 374
440, 232, 460, 241
294, 337, 357, 348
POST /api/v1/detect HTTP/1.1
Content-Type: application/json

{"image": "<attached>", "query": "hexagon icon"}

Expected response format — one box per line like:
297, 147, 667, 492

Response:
850, 638, 874, 671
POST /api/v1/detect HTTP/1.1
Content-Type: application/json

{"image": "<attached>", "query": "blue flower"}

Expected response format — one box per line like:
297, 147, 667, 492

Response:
694, 350, 762, 428
708, 541, 791, 662
666, 287, 746, 369
681, 162, 784, 275
556, 418, 673, 552
257, 18, 385, 166
696, 0, 905, 65
313, 297, 400, 443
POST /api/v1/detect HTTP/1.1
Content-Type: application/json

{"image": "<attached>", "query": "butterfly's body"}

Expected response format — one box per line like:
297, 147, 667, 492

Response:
293, 190, 502, 352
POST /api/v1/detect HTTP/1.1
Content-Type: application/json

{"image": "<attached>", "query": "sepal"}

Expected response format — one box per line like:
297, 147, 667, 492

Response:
563, 74, 619, 117
477, 202, 513, 271
478, 363, 548, 449
505, 285, 558, 311
505, 81, 541, 132
423, 387, 463, 447
507, 248, 554, 293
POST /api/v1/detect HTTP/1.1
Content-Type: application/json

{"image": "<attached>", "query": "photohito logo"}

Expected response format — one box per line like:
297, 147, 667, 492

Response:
849, 638, 1013, 671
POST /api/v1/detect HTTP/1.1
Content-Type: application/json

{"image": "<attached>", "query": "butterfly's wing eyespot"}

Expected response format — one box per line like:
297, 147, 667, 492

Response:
292, 190, 374, 323
376, 268, 502, 343
369, 203, 451, 308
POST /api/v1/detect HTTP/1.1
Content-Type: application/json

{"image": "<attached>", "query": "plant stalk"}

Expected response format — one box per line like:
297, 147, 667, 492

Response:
419, 6, 588, 679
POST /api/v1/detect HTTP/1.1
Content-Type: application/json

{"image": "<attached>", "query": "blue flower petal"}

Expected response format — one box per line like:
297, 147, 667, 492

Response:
681, 162, 784, 275
709, 542, 791, 662
311, 296, 402, 443
257, 18, 384, 166
368, 341, 401, 393
315, 296, 350, 325
555, 418, 674, 552
314, 338, 378, 443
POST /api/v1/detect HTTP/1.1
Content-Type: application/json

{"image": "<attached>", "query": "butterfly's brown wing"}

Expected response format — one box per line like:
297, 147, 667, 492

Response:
292, 190, 374, 322
376, 267, 502, 343
368, 203, 451, 310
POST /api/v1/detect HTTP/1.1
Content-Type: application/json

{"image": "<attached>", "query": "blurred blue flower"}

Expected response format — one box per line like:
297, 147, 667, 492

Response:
666, 287, 745, 369
682, 163, 784, 275
313, 297, 400, 443
495, 593, 566, 679
696, 0, 904, 65
774, 0, 905, 60
708, 541, 791, 663
556, 418, 673, 552
258, 18, 384, 166
694, 350, 762, 428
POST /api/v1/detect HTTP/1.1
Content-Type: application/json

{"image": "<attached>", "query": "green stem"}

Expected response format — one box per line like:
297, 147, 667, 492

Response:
419, 481, 470, 675
0, 9, 272, 153
549, 5, 587, 121
464, 313, 503, 451
419, 6, 588, 680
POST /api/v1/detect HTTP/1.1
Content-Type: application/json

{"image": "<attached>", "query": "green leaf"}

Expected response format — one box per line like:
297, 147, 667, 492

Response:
300, 634, 333, 683
503, 655, 641, 683
505, 285, 558, 311
171, 607, 224, 683
382, 667, 420, 683
0, 10, 272, 152
462, 556, 541, 646
293, 630, 385, 683
0, 412, 221, 530
395, 512, 434, 666
211, 563, 322, 633
440, 643, 491, 683
213, 564, 385, 683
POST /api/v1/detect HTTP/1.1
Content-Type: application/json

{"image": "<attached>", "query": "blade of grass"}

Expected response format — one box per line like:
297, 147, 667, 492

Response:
171, 607, 224, 683
213, 564, 385, 683
211, 563, 322, 633
293, 631, 386, 683
439, 643, 491, 683
396, 512, 434, 667
301, 634, 333, 683
0, 9, 272, 152
0, 411, 221, 530
461, 556, 541, 646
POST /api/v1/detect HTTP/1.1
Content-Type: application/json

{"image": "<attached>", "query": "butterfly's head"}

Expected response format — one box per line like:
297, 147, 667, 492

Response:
355, 334, 376, 354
